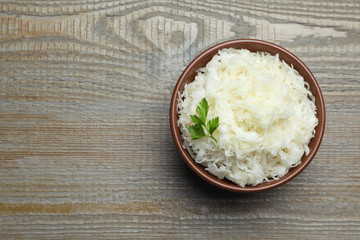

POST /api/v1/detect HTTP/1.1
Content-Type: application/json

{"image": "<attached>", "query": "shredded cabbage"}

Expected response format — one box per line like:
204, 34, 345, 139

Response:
178, 48, 318, 187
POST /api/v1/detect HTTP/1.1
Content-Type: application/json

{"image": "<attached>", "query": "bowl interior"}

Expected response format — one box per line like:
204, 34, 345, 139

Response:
170, 39, 325, 192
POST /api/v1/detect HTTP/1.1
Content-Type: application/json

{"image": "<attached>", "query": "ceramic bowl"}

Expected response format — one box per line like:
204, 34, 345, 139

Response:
170, 39, 325, 192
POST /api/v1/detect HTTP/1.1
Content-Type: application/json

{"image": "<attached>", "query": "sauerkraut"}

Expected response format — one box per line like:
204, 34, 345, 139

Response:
177, 48, 318, 187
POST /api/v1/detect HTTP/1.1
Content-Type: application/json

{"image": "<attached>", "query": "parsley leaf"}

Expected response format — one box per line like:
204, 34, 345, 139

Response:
207, 117, 219, 135
190, 115, 203, 125
188, 124, 206, 139
196, 98, 209, 124
188, 98, 220, 142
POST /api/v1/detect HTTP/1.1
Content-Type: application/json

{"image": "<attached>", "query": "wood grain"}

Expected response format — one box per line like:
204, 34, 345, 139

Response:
0, 0, 359, 239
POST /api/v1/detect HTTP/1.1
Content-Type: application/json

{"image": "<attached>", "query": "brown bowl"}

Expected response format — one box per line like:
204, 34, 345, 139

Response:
170, 39, 325, 193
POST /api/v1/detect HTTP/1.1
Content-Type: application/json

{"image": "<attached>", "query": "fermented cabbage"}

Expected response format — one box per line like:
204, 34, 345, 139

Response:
178, 48, 318, 187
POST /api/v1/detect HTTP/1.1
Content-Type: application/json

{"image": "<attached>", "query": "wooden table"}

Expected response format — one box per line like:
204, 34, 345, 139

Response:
1, 1, 359, 239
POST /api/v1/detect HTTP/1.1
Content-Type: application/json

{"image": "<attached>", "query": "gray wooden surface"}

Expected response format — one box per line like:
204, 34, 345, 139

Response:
0, 0, 359, 239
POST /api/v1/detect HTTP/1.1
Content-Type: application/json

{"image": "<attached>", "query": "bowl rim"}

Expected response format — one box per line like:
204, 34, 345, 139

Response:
170, 39, 326, 193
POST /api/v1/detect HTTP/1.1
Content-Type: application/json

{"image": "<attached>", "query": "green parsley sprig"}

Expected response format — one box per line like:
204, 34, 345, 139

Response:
188, 98, 220, 142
